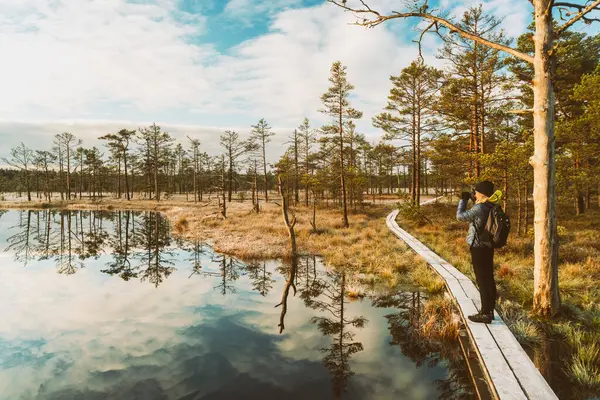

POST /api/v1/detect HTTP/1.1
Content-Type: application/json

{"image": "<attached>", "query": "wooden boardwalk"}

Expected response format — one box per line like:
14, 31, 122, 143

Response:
386, 204, 558, 400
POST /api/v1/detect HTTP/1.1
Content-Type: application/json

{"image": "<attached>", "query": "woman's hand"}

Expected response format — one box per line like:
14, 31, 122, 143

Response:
461, 192, 471, 201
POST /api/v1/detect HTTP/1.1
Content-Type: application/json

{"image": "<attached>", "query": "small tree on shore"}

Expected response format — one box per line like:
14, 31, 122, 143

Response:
220, 130, 249, 203
187, 137, 201, 203
3, 143, 34, 201
320, 61, 363, 228
250, 118, 275, 202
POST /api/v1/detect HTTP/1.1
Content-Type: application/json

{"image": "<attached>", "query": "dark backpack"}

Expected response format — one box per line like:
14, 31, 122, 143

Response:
476, 203, 511, 249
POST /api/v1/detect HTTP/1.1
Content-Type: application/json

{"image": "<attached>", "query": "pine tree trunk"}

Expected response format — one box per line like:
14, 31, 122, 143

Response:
116, 160, 120, 199
79, 153, 83, 199
339, 105, 349, 228
193, 159, 197, 203
124, 149, 130, 201
525, 182, 530, 235
349, 136, 354, 209
517, 183, 523, 235
66, 146, 71, 200
473, 42, 480, 178
154, 140, 160, 202
130, 165, 135, 200
503, 161, 508, 211
25, 170, 31, 201
468, 128, 474, 179
262, 136, 268, 202
411, 89, 417, 206
59, 148, 64, 200
576, 193, 585, 215
585, 186, 590, 210
575, 154, 585, 215
416, 80, 422, 207
228, 152, 233, 203
221, 156, 227, 218
531, 1, 560, 317
278, 176, 297, 256
294, 130, 299, 204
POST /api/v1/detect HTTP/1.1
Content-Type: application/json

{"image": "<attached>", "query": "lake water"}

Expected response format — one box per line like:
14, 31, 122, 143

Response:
0, 210, 473, 400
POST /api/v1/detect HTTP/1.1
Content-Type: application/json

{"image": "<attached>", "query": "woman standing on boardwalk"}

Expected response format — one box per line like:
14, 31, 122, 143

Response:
457, 180, 502, 324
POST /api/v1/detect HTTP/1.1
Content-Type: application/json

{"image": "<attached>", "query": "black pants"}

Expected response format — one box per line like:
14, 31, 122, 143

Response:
470, 246, 496, 314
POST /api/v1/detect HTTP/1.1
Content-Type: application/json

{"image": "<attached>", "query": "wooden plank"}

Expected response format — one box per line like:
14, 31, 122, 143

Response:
446, 280, 525, 400
486, 319, 558, 400
441, 262, 471, 281
444, 277, 472, 302
429, 262, 459, 283
426, 253, 447, 264
459, 279, 482, 302
418, 251, 442, 264
457, 298, 526, 400
458, 330, 495, 400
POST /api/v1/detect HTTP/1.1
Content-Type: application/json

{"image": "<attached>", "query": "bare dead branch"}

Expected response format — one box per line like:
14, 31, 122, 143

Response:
414, 21, 436, 62
554, 1, 585, 9
326, 0, 534, 63
556, 0, 600, 34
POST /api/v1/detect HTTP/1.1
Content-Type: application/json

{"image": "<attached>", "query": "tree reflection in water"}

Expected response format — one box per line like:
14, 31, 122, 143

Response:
4, 210, 253, 291
5, 210, 179, 287
274, 256, 298, 333
246, 260, 275, 297
371, 291, 473, 399
101, 211, 138, 280
136, 212, 176, 287
182, 238, 210, 278
277, 255, 367, 398
304, 269, 367, 399
5, 210, 35, 266
273, 256, 473, 399
211, 253, 245, 295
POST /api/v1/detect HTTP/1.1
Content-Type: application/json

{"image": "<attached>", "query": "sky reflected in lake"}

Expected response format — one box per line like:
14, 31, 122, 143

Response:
0, 210, 473, 400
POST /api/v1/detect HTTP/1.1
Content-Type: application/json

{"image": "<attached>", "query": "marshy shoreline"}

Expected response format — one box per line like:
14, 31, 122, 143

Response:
0, 195, 437, 274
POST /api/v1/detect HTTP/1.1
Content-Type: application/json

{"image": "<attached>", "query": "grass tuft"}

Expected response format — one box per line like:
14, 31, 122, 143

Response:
568, 342, 600, 389
174, 216, 189, 233
421, 295, 460, 341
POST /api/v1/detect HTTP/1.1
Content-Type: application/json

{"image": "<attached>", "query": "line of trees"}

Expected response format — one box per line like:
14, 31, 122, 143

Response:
0, 118, 434, 210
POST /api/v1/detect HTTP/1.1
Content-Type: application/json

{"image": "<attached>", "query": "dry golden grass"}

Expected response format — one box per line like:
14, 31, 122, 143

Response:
421, 295, 460, 341
167, 199, 424, 278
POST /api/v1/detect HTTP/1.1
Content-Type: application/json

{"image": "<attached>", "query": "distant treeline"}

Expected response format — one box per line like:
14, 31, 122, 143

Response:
0, 122, 436, 207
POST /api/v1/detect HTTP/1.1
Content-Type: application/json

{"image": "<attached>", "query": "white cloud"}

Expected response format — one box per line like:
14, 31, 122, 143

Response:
0, 0, 536, 160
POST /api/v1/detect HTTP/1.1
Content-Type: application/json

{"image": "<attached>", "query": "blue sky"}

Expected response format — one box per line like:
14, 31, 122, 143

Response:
5, 0, 593, 160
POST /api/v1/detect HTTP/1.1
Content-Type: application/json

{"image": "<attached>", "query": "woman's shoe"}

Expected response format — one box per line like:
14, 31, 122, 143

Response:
468, 312, 493, 324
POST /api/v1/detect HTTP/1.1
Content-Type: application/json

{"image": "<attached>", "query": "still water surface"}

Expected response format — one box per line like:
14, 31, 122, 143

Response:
0, 210, 473, 400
